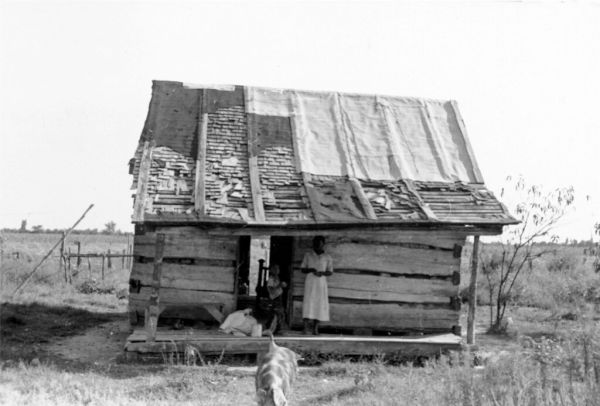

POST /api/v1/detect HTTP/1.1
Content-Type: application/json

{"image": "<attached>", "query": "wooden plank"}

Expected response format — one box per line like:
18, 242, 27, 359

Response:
126, 328, 462, 343
127, 327, 461, 341
320, 241, 458, 265
194, 90, 208, 214
143, 304, 225, 322
292, 272, 456, 303
291, 301, 458, 330
133, 141, 154, 222
353, 328, 373, 336
131, 262, 235, 293
131, 287, 235, 306
140, 213, 509, 231
293, 241, 460, 276
204, 304, 225, 323
131, 288, 236, 318
349, 177, 377, 220
301, 172, 322, 221
246, 110, 265, 221
288, 230, 466, 251
450, 100, 485, 184
125, 333, 462, 355
248, 156, 265, 221
145, 233, 165, 342
280, 336, 459, 356
134, 232, 237, 260
404, 179, 438, 220
467, 235, 480, 344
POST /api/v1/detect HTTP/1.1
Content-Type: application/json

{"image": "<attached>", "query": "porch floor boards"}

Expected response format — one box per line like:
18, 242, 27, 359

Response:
125, 328, 463, 357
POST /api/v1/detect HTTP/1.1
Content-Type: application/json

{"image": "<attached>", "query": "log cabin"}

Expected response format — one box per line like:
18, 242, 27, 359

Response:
125, 81, 517, 357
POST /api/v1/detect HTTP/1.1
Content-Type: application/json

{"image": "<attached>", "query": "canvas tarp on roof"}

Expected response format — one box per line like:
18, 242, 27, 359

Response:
131, 81, 516, 226
245, 87, 481, 183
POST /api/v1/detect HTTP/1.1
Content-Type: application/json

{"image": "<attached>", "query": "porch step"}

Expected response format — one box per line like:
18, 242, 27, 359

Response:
124, 328, 463, 359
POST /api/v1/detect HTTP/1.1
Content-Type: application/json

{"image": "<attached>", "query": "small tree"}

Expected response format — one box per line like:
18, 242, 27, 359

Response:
483, 175, 575, 332
31, 225, 43, 233
103, 221, 117, 235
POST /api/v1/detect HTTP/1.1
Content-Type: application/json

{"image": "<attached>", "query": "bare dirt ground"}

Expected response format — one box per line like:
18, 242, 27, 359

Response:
2, 299, 598, 405
45, 318, 130, 366
0, 300, 528, 369
1, 301, 129, 371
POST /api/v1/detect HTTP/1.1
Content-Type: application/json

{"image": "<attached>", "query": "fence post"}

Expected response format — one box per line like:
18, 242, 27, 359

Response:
67, 248, 72, 284
101, 254, 105, 281
63, 249, 68, 282
122, 249, 126, 268
59, 231, 66, 282
107, 249, 112, 269
75, 241, 81, 274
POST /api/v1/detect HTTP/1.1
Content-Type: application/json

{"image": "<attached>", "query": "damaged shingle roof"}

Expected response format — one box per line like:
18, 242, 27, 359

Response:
130, 81, 517, 226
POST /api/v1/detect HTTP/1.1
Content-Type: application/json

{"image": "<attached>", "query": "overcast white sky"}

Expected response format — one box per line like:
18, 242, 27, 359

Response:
1, 0, 598, 239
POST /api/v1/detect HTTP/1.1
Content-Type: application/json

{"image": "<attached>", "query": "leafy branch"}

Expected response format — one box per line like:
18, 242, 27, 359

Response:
483, 175, 575, 331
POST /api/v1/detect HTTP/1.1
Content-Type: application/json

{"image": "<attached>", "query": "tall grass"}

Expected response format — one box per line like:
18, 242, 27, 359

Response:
2, 234, 599, 405
1, 232, 130, 307
462, 242, 600, 314
2, 326, 599, 406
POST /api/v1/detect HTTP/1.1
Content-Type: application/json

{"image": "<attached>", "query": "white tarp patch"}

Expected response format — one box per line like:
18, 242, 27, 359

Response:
183, 83, 236, 91
245, 86, 480, 183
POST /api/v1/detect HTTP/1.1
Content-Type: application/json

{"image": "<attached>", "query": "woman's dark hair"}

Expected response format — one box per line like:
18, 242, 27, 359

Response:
313, 236, 325, 244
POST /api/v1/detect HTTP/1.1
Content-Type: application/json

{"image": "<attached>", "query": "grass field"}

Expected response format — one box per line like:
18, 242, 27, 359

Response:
1, 232, 599, 405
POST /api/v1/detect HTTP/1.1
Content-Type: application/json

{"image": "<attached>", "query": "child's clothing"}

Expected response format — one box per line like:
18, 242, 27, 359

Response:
266, 273, 287, 332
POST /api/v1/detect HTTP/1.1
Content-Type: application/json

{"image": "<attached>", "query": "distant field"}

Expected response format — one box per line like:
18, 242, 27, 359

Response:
1, 232, 131, 304
4, 231, 131, 258
1, 232, 599, 405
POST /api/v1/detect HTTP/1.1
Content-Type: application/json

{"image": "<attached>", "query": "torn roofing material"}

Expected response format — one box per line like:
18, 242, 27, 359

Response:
130, 80, 517, 226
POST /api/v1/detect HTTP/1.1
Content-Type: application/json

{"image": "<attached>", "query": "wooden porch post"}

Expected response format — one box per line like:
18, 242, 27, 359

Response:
194, 89, 208, 215
467, 235, 480, 344
145, 233, 165, 342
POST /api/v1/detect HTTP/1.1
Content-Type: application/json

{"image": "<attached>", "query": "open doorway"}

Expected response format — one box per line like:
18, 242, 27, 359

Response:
269, 236, 294, 308
235, 236, 295, 325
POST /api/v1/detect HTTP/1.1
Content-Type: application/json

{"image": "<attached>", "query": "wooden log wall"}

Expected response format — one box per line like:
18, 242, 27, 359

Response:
128, 226, 238, 324
290, 230, 465, 334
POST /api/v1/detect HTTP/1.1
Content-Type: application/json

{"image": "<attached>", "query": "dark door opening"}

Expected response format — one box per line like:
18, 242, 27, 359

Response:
269, 236, 294, 323
236, 236, 295, 327
236, 236, 251, 296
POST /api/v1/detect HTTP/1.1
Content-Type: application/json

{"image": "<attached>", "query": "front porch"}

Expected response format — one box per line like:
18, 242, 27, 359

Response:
124, 328, 464, 361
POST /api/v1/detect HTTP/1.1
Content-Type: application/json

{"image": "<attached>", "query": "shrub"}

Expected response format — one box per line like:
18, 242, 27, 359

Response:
76, 280, 115, 295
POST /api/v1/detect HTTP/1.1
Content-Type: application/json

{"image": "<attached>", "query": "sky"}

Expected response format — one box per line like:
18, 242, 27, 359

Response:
1, 0, 598, 240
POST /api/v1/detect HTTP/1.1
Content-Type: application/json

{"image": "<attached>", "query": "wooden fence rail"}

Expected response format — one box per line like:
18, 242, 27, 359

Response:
60, 247, 133, 283
65, 253, 134, 259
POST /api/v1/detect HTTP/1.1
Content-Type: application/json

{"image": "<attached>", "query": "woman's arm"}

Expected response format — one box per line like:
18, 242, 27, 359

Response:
323, 256, 333, 276
300, 253, 316, 274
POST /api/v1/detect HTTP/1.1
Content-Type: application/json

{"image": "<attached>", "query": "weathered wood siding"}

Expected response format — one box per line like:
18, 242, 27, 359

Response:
128, 227, 238, 323
290, 230, 465, 333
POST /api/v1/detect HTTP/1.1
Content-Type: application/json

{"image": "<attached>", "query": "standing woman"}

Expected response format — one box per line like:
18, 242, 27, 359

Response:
300, 236, 333, 335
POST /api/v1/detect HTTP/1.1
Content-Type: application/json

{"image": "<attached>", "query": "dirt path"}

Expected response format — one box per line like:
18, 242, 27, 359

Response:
45, 318, 131, 365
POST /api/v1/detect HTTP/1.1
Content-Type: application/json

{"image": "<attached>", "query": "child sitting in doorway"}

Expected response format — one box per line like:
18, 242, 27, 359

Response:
266, 264, 288, 334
